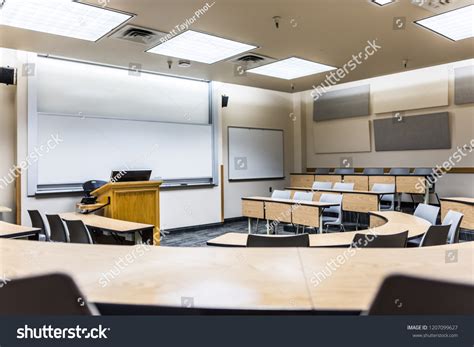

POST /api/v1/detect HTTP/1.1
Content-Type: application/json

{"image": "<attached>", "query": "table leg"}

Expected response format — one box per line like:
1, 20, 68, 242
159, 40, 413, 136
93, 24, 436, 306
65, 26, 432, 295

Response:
248, 218, 252, 234
423, 181, 429, 204
319, 210, 323, 234
266, 220, 270, 235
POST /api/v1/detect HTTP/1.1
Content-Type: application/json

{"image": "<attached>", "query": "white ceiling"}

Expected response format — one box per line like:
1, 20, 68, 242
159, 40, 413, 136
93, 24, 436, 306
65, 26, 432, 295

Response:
1, 0, 473, 92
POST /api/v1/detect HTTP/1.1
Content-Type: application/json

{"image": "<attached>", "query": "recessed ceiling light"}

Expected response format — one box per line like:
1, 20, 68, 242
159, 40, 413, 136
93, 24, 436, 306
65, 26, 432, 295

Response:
371, 0, 395, 6
147, 30, 257, 64
415, 5, 474, 41
0, 0, 133, 42
247, 57, 337, 80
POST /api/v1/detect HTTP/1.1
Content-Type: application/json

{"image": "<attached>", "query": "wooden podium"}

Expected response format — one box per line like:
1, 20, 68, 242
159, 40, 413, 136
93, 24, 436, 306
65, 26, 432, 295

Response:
90, 181, 162, 245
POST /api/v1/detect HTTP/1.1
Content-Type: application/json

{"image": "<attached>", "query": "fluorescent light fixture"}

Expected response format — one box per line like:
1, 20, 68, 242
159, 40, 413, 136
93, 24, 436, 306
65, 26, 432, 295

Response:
0, 0, 133, 42
415, 5, 474, 41
371, 0, 395, 6
247, 57, 337, 80
147, 30, 257, 64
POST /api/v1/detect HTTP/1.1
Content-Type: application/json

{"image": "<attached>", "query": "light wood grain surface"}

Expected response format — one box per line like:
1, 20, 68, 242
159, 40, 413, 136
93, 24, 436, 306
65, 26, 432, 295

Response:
208, 211, 430, 247
60, 213, 154, 233
440, 197, 474, 230
0, 221, 40, 238
0, 238, 471, 311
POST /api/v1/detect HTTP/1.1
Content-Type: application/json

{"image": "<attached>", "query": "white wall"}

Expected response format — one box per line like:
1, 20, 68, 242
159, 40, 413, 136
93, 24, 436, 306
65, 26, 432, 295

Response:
0, 48, 17, 223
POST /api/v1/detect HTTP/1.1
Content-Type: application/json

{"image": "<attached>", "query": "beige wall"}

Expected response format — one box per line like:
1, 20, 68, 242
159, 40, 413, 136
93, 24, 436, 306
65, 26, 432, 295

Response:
296, 59, 474, 199
0, 49, 18, 223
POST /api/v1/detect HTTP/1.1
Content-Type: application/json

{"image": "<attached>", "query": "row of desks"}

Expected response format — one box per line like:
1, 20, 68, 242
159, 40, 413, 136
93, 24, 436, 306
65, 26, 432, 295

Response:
1, 237, 471, 312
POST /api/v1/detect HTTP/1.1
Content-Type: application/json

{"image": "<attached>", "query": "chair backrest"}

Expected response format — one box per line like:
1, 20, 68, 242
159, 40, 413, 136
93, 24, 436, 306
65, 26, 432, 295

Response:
293, 191, 313, 201
442, 210, 464, 244
363, 168, 384, 175
333, 182, 354, 191
27, 210, 49, 241
64, 220, 93, 244
46, 214, 70, 243
412, 168, 433, 176
82, 180, 107, 197
320, 193, 343, 215
314, 168, 331, 174
414, 203, 440, 225
351, 231, 408, 248
271, 190, 291, 200
389, 168, 411, 175
312, 181, 333, 190
247, 234, 310, 247
419, 225, 451, 247
0, 273, 97, 315
371, 183, 395, 204
334, 168, 355, 175
368, 275, 474, 315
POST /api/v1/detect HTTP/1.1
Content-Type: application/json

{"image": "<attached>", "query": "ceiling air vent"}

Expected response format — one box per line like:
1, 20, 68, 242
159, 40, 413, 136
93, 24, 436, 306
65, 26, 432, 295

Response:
411, 0, 470, 13
228, 53, 276, 69
108, 25, 166, 46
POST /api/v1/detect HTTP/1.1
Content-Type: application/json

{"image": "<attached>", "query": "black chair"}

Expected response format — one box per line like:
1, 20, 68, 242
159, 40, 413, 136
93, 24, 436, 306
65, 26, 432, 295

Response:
333, 168, 355, 175
46, 214, 70, 243
0, 273, 97, 315
64, 220, 93, 244
351, 231, 408, 248
247, 234, 310, 247
363, 168, 384, 175
314, 168, 331, 174
368, 275, 474, 315
81, 180, 107, 204
389, 168, 411, 175
419, 225, 450, 247
27, 210, 48, 241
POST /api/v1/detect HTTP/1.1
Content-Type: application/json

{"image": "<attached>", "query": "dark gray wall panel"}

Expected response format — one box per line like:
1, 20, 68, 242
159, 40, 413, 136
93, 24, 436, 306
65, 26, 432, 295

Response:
455, 65, 474, 105
313, 85, 370, 121
374, 112, 451, 152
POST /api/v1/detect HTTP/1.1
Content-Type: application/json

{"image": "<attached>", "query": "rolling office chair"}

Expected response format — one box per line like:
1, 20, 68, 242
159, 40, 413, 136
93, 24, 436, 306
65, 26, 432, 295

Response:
27, 210, 48, 241
371, 183, 396, 211
46, 214, 70, 243
442, 210, 464, 244
333, 182, 354, 191
363, 168, 384, 175
0, 273, 98, 315
320, 193, 344, 232
407, 203, 440, 247
312, 181, 333, 190
81, 180, 107, 205
367, 275, 474, 315
63, 220, 94, 244
314, 168, 331, 174
247, 233, 310, 247
351, 231, 408, 248
334, 168, 355, 175
418, 225, 451, 247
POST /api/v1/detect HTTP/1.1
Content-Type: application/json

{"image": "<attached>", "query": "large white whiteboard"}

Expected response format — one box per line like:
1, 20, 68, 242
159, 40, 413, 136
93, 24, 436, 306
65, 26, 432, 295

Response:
37, 114, 213, 184
228, 127, 284, 180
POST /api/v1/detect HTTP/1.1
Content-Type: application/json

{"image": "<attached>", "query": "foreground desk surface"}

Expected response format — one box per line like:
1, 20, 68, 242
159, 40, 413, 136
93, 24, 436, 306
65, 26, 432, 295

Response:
0, 221, 40, 238
208, 211, 430, 248
0, 239, 472, 312
440, 197, 474, 230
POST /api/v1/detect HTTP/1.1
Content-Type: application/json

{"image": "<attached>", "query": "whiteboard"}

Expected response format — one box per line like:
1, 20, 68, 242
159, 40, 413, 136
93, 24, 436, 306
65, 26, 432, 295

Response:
37, 114, 213, 184
228, 127, 284, 180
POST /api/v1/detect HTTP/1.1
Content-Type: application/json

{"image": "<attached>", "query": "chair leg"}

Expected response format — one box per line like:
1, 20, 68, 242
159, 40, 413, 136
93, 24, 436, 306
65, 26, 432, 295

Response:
356, 213, 360, 231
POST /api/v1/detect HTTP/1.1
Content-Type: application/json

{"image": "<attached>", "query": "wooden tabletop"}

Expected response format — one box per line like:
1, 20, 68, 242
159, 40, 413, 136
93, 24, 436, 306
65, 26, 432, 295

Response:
0, 238, 471, 311
287, 187, 394, 195
242, 196, 339, 207
0, 206, 12, 213
60, 213, 155, 233
440, 197, 474, 205
0, 221, 40, 238
207, 211, 430, 248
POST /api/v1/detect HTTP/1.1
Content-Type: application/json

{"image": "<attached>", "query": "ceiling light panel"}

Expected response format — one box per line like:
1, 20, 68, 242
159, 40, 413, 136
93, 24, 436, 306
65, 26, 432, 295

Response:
415, 5, 474, 41
147, 30, 257, 64
0, 0, 133, 42
247, 57, 337, 80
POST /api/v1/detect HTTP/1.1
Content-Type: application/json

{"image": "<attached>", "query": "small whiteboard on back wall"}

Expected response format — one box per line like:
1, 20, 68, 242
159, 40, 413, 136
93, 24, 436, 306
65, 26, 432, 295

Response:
228, 127, 284, 181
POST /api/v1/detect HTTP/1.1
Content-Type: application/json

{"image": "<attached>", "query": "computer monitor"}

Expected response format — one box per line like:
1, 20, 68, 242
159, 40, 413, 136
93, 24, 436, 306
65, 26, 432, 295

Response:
110, 170, 152, 183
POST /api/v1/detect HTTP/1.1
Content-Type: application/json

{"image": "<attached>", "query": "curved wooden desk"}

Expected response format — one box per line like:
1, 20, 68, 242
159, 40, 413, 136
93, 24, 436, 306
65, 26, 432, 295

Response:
207, 211, 430, 248
440, 197, 474, 230
0, 239, 472, 312
0, 221, 40, 239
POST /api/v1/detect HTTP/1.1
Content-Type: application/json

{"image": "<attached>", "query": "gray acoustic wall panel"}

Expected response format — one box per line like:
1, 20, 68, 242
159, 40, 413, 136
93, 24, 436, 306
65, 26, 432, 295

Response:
374, 112, 451, 152
454, 65, 474, 105
313, 85, 370, 121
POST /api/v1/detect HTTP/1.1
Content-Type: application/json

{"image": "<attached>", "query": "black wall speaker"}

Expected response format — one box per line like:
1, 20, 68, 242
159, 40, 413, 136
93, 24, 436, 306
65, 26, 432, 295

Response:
221, 95, 229, 108
0, 67, 16, 85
